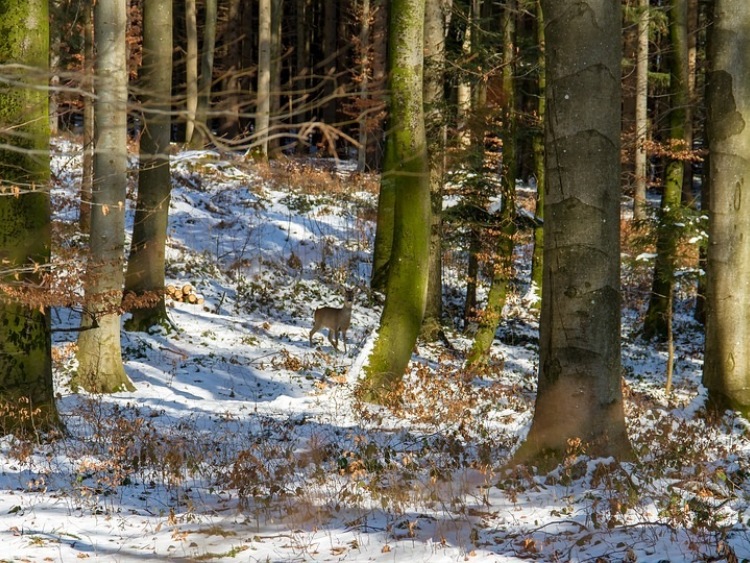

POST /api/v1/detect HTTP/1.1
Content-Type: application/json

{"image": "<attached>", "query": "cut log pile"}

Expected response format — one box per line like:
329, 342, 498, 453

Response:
166, 283, 204, 305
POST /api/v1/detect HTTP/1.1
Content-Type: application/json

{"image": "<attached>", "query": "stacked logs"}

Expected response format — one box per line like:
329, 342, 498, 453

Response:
166, 283, 204, 305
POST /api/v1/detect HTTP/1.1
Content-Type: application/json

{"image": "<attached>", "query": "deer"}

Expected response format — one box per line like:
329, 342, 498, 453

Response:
309, 288, 354, 352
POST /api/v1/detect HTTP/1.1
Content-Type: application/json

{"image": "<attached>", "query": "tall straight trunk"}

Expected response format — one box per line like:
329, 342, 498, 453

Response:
75, 0, 135, 393
124, 0, 174, 332
513, 0, 632, 469
361, 0, 430, 403
190, 0, 218, 149
184, 0, 198, 143
295, 0, 311, 153
357, 0, 372, 173
420, 0, 452, 341
529, 0, 545, 309
466, 0, 517, 367
253, 0, 272, 158
703, 0, 750, 416
0, 0, 60, 435
81, 0, 95, 233
269, 0, 283, 155
643, 0, 689, 341
633, 0, 649, 221
218, 0, 243, 140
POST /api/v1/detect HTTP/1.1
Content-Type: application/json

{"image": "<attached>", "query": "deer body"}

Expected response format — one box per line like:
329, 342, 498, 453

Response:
309, 289, 354, 352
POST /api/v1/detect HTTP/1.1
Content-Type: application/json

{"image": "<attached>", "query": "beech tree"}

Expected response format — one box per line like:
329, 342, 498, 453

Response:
513, 0, 632, 468
74, 0, 136, 393
360, 0, 430, 403
124, 0, 174, 331
703, 0, 750, 416
0, 0, 60, 435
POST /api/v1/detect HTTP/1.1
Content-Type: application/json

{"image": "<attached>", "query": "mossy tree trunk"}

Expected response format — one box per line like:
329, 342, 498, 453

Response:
703, 0, 750, 417
420, 0, 452, 342
642, 0, 689, 341
124, 0, 174, 332
0, 0, 61, 436
75, 0, 135, 393
360, 0, 430, 403
529, 0, 545, 309
466, 0, 517, 367
512, 0, 633, 470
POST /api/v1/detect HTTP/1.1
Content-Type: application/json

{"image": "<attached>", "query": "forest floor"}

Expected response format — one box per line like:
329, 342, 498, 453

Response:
1, 139, 748, 562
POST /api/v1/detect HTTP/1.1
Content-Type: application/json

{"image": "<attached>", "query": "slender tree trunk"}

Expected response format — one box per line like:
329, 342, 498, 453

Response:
184, 0, 198, 143
81, 1, 94, 233
253, 0, 272, 158
466, 0, 517, 367
529, 0, 545, 309
633, 0, 649, 221
420, 0, 451, 341
361, 0, 430, 403
124, 0, 174, 332
0, 0, 60, 436
643, 0, 689, 341
190, 0, 218, 149
75, 0, 135, 393
703, 0, 750, 416
513, 0, 632, 469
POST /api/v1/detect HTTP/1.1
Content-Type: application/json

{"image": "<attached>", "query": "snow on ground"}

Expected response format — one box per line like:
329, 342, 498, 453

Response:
1, 140, 749, 562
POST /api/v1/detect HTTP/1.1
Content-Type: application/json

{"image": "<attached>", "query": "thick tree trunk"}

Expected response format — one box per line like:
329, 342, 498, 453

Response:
124, 0, 174, 332
513, 0, 632, 469
0, 0, 60, 435
361, 0, 430, 403
703, 0, 750, 416
75, 0, 135, 393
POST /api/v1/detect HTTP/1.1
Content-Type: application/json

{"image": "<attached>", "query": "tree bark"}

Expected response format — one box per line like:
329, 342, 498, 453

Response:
643, 0, 689, 342
361, 0, 430, 403
0, 0, 60, 436
513, 0, 633, 469
190, 0, 218, 149
124, 0, 174, 332
75, 0, 136, 393
529, 0, 545, 309
466, 0, 517, 367
184, 0, 198, 144
420, 0, 452, 341
703, 0, 750, 416
633, 0, 649, 221
253, 0, 272, 158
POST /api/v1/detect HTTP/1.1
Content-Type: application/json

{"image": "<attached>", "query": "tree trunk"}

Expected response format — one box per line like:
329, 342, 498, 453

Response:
361, 0, 430, 403
633, 0, 649, 221
124, 0, 174, 332
75, 0, 135, 393
466, 0, 517, 367
643, 0, 689, 342
0, 0, 60, 436
703, 0, 750, 416
513, 0, 633, 469
253, 0, 272, 158
81, 0, 94, 233
529, 0, 545, 309
420, 0, 452, 342
190, 0, 218, 149
184, 0, 198, 144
